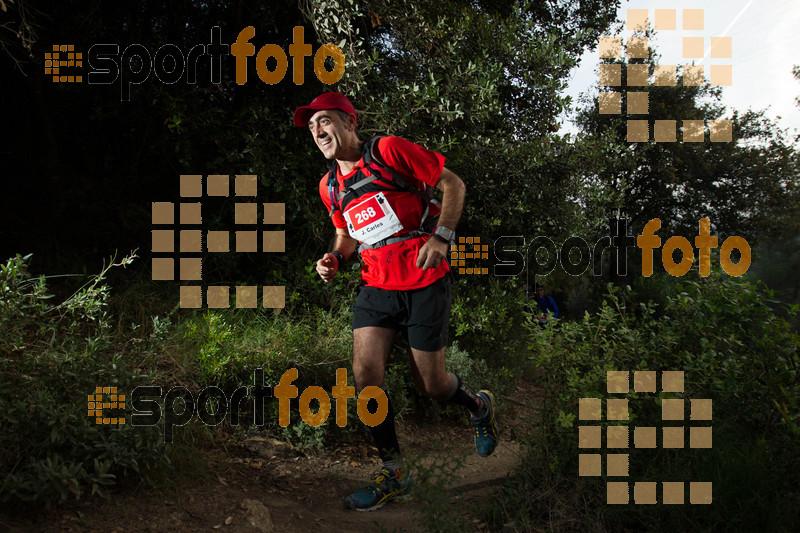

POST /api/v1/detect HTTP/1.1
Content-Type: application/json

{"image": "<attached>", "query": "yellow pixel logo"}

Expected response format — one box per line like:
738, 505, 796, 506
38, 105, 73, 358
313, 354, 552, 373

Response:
578, 370, 713, 505
151, 174, 286, 309
88, 387, 125, 425
45, 44, 83, 83
599, 8, 733, 143
450, 236, 488, 275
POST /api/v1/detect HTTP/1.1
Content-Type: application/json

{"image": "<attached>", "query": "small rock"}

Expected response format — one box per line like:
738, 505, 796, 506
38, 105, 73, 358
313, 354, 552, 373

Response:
225, 516, 233, 525
243, 437, 294, 460
240, 499, 274, 533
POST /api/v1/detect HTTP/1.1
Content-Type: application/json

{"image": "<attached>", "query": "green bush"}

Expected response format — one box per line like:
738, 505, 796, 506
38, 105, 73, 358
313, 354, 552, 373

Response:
450, 276, 527, 366
0, 251, 533, 508
492, 273, 800, 532
174, 266, 363, 443
0, 254, 170, 507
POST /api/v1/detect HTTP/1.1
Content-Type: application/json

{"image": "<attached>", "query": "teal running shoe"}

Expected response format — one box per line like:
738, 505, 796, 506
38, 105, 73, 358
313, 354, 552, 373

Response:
471, 390, 499, 457
345, 467, 412, 512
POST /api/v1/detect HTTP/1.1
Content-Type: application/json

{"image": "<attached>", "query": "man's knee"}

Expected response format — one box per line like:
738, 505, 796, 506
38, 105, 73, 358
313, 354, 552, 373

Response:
415, 365, 451, 400
352, 359, 384, 388
419, 378, 451, 400
352, 326, 395, 387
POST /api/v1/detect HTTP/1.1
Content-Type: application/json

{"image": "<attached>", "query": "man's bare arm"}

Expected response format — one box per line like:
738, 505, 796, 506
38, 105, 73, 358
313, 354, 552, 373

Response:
416, 167, 466, 270
434, 167, 466, 230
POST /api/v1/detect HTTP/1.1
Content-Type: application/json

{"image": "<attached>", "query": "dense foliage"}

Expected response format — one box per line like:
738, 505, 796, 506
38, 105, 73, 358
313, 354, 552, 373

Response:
0, 254, 169, 506
491, 274, 800, 531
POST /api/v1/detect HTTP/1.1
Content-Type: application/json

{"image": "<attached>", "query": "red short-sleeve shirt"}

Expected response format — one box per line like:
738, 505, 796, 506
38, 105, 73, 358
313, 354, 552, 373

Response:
318, 136, 450, 290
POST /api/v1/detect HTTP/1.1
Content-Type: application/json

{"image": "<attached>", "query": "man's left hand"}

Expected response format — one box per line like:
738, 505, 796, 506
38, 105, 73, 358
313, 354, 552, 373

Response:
416, 237, 449, 270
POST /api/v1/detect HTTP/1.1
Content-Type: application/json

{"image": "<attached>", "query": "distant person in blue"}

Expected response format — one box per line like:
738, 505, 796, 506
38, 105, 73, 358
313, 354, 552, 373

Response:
533, 284, 559, 319
527, 283, 559, 328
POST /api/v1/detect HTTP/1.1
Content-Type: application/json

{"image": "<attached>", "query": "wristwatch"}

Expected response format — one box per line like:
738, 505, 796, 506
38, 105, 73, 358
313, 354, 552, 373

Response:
329, 250, 346, 269
432, 225, 455, 244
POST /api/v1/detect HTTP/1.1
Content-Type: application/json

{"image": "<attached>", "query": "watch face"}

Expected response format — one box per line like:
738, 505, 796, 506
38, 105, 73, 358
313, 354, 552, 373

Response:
436, 226, 453, 240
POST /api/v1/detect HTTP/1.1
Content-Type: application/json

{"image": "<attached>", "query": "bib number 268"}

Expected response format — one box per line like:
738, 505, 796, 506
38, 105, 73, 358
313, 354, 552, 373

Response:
353, 207, 377, 224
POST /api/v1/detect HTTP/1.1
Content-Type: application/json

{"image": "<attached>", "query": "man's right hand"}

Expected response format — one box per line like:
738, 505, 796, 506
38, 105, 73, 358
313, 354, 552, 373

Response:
316, 253, 339, 282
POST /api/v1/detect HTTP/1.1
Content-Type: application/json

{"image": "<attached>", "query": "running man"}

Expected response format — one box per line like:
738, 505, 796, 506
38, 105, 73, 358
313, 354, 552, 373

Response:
293, 92, 499, 511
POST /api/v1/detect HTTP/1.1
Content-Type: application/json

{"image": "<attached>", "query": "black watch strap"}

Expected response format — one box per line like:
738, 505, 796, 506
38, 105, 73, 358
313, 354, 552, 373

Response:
432, 234, 450, 244
330, 250, 345, 269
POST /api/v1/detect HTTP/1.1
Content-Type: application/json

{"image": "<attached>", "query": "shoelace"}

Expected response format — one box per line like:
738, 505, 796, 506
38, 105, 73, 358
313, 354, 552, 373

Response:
475, 411, 495, 436
369, 469, 394, 493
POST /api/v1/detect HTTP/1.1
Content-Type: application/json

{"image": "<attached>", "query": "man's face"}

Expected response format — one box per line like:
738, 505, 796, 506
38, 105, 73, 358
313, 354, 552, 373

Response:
307, 109, 353, 160
535, 287, 544, 298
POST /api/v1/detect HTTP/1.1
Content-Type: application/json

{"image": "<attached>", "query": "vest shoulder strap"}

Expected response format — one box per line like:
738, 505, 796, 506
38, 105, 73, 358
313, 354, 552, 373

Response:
361, 135, 384, 167
360, 136, 433, 205
326, 135, 436, 215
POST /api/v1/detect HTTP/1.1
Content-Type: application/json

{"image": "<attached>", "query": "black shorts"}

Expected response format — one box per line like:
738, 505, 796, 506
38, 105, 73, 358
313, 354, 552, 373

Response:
351, 275, 451, 351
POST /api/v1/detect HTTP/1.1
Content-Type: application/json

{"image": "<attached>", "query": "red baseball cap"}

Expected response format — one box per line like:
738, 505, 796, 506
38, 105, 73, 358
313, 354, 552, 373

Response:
293, 92, 357, 127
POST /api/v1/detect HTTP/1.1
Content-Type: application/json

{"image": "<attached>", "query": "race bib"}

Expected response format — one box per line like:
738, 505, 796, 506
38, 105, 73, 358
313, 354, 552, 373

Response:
344, 192, 404, 245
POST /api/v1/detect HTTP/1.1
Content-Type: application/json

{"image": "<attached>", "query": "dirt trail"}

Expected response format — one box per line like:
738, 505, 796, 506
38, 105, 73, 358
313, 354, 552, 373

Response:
5, 380, 539, 533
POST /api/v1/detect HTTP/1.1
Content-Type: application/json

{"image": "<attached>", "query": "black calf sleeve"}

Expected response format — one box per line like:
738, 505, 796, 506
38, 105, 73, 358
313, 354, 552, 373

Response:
445, 373, 482, 413
366, 394, 400, 462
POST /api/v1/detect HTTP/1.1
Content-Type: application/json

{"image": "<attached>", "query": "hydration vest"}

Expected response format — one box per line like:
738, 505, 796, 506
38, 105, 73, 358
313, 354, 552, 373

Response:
326, 135, 441, 250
